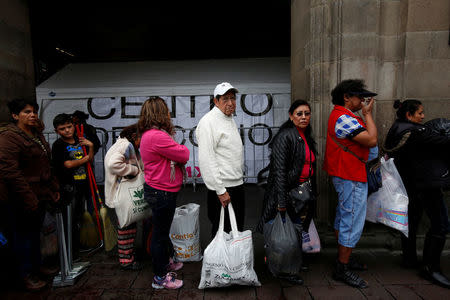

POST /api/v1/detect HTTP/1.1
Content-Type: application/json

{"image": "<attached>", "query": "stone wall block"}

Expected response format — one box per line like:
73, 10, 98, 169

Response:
430, 31, 450, 59
0, 23, 31, 59
404, 60, 450, 98
377, 62, 402, 100
292, 46, 305, 74
405, 32, 434, 59
407, 0, 449, 31
419, 100, 450, 120
375, 100, 397, 140
341, 59, 378, 88
380, 35, 405, 61
0, 0, 30, 33
342, 0, 380, 33
341, 34, 379, 59
291, 69, 310, 101
380, 0, 404, 35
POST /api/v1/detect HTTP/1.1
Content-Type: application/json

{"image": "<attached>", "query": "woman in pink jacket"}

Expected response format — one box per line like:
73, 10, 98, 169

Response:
138, 97, 190, 290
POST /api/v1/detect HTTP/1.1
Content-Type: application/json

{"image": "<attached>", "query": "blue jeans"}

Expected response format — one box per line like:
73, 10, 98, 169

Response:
144, 183, 177, 277
332, 176, 368, 248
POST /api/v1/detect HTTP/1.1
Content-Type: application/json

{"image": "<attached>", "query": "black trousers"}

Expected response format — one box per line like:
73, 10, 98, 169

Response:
401, 187, 449, 264
207, 184, 245, 237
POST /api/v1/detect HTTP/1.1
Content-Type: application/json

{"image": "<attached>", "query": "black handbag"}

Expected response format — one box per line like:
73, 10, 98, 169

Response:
289, 147, 314, 213
289, 180, 313, 213
331, 136, 382, 195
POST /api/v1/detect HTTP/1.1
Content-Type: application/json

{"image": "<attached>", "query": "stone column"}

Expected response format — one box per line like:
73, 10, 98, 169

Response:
0, 0, 35, 122
291, 0, 450, 229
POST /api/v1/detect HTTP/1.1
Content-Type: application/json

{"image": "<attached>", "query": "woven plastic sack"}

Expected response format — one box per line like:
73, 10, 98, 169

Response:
367, 157, 409, 237
169, 203, 202, 262
198, 203, 260, 289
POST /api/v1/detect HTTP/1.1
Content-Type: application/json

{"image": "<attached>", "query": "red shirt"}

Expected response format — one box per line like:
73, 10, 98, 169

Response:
297, 127, 315, 183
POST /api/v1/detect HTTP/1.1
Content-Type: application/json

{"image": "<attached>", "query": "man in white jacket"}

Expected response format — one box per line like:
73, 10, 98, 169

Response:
196, 82, 245, 236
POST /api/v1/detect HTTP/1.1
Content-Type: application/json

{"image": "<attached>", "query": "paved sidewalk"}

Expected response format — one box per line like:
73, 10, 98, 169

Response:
1, 246, 449, 299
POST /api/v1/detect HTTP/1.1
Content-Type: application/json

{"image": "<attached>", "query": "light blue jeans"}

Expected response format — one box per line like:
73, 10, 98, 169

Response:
332, 176, 368, 248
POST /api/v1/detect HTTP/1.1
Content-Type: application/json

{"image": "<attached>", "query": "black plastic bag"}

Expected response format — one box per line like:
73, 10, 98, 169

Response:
263, 212, 302, 276
425, 118, 450, 137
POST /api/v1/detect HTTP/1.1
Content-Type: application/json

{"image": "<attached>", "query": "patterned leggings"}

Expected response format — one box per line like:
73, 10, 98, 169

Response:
117, 223, 137, 266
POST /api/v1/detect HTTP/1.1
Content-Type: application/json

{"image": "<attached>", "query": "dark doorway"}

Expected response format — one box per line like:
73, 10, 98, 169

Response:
29, 1, 290, 84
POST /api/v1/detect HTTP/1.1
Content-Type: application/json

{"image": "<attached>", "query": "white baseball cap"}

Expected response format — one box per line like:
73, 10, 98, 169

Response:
213, 82, 238, 99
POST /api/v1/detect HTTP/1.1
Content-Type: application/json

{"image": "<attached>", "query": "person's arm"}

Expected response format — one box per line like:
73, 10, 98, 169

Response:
352, 98, 377, 147
196, 122, 228, 205
151, 131, 190, 164
64, 138, 94, 168
105, 146, 139, 177
268, 132, 291, 211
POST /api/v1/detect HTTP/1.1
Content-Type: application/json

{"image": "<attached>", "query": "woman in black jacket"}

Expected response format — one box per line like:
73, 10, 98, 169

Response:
256, 99, 317, 284
384, 99, 450, 289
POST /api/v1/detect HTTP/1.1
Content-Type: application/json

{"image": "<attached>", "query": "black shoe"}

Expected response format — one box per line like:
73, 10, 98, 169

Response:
333, 261, 368, 289
421, 266, 450, 289
277, 274, 304, 285
120, 261, 143, 271
348, 255, 368, 271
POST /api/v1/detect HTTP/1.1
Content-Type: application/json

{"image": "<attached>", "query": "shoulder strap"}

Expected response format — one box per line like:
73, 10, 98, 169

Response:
331, 135, 366, 164
382, 131, 411, 154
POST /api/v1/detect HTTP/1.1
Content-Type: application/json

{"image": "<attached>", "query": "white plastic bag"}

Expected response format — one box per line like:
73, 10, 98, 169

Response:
169, 203, 202, 262
198, 203, 260, 289
114, 165, 152, 228
366, 157, 409, 237
302, 220, 321, 253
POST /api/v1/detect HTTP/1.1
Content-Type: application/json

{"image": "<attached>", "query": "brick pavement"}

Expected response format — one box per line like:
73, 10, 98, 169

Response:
1, 246, 449, 299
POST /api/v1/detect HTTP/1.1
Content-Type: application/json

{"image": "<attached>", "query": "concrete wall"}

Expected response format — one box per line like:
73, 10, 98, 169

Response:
292, 0, 450, 227
0, 0, 35, 122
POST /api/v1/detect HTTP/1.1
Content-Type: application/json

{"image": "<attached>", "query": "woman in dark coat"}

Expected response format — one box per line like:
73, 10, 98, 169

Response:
384, 99, 450, 289
0, 98, 60, 291
256, 99, 317, 284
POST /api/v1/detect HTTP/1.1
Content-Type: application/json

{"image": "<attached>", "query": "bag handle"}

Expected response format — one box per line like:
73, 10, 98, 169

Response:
217, 203, 239, 239
227, 203, 239, 234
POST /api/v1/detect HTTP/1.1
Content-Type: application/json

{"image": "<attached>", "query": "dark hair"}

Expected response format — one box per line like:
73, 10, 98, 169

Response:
271, 99, 316, 153
280, 99, 312, 135
53, 113, 73, 129
138, 97, 174, 135
393, 99, 422, 121
72, 110, 89, 122
7, 98, 39, 117
119, 124, 139, 143
331, 79, 367, 105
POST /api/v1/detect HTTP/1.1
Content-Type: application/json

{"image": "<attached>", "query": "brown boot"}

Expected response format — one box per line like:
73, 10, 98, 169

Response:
23, 274, 47, 291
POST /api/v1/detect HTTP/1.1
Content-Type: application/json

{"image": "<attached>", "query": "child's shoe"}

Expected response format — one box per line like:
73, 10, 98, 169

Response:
152, 272, 183, 289
168, 257, 183, 271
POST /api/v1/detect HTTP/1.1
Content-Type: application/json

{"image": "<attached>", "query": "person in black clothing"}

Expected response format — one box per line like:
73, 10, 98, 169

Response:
72, 110, 101, 155
384, 99, 450, 289
256, 99, 318, 285
52, 113, 95, 253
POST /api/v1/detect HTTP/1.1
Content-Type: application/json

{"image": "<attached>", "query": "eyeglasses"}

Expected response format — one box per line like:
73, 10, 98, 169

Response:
295, 111, 311, 117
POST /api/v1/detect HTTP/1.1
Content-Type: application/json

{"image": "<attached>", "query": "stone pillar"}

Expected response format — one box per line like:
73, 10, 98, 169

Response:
0, 0, 35, 122
291, 0, 450, 231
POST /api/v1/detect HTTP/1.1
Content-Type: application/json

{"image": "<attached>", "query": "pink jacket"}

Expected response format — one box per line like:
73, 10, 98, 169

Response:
140, 129, 190, 192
